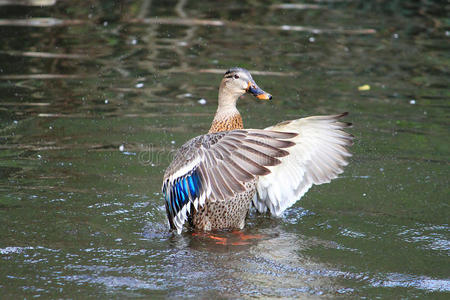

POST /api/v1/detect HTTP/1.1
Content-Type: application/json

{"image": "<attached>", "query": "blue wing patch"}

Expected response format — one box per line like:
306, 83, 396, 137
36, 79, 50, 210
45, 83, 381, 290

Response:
163, 169, 203, 230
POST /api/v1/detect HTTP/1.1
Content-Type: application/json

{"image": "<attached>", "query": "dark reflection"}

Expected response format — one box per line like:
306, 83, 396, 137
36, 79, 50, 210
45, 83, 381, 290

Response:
157, 219, 342, 297
0, 166, 22, 179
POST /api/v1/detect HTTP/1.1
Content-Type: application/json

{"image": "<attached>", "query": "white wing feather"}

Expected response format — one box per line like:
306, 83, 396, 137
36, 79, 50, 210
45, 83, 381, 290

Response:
255, 114, 353, 216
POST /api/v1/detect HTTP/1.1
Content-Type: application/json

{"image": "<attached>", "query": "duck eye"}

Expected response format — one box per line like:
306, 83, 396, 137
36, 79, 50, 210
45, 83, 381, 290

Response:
234, 74, 239, 79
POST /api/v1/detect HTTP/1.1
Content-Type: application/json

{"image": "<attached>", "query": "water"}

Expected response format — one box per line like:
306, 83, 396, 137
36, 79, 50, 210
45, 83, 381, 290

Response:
0, 0, 449, 298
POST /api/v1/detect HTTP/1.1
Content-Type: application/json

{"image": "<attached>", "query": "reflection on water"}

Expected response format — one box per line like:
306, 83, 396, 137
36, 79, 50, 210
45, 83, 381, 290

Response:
0, 0, 449, 298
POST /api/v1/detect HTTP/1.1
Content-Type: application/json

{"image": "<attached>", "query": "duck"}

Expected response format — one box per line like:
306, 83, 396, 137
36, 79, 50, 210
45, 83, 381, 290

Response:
162, 67, 353, 234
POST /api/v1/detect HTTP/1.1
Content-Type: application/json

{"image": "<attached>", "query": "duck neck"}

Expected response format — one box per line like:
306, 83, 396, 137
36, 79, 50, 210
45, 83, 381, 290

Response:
209, 94, 243, 133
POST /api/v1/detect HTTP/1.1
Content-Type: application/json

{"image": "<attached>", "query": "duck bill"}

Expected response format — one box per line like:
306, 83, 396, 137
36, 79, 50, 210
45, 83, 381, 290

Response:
246, 82, 272, 100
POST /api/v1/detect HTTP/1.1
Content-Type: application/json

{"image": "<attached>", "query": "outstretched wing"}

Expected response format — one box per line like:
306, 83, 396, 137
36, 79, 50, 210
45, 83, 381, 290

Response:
254, 113, 353, 216
162, 129, 297, 233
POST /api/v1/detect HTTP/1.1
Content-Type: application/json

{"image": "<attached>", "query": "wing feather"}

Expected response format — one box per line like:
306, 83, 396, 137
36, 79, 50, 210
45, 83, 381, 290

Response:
255, 113, 353, 216
162, 129, 296, 233
223, 156, 255, 181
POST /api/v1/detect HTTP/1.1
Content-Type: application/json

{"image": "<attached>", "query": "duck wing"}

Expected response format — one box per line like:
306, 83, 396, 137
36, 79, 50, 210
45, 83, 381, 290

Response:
163, 129, 297, 233
254, 113, 354, 216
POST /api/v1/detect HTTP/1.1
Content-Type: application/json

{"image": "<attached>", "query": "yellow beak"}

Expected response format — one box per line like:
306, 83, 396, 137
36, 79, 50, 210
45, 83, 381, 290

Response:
246, 81, 272, 100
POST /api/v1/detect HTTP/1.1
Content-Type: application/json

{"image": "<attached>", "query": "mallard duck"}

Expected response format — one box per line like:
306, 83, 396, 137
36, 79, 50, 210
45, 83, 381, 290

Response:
162, 67, 353, 234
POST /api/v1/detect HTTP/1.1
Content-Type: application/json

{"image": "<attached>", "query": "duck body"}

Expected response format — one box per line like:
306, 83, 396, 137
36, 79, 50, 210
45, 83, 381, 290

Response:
162, 68, 353, 233
192, 180, 256, 231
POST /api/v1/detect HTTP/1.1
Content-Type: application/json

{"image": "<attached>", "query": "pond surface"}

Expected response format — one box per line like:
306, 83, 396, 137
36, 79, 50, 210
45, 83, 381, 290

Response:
0, 0, 449, 298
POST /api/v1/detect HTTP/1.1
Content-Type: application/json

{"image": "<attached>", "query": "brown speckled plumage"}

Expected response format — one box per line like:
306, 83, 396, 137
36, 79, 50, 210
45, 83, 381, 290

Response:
192, 180, 256, 231
209, 113, 243, 133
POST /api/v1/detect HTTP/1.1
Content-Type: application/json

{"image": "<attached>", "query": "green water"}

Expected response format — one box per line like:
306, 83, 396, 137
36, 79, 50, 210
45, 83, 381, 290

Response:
0, 0, 449, 298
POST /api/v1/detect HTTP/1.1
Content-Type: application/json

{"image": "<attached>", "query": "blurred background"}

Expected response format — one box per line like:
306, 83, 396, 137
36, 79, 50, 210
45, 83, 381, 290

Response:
0, 0, 448, 298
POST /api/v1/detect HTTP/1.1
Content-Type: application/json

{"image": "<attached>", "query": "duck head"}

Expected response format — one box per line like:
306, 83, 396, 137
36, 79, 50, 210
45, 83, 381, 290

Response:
218, 67, 272, 106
